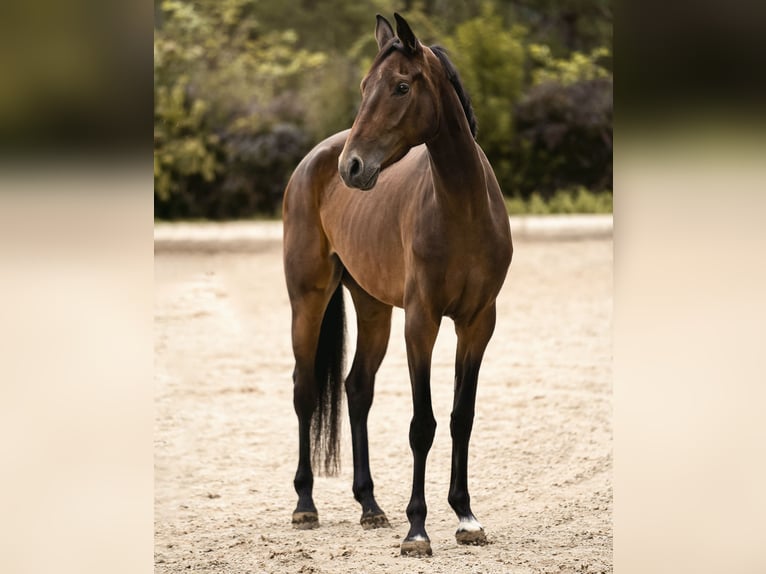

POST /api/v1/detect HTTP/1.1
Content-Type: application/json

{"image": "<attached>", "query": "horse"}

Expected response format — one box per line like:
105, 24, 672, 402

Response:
282, 13, 512, 556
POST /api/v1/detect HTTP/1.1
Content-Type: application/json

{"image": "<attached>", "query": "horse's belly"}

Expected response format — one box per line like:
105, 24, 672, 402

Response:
321, 181, 412, 308
335, 245, 406, 308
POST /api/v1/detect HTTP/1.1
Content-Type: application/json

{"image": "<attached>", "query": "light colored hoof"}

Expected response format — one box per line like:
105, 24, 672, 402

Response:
400, 538, 432, 556
456, 527, 487, 545
360, 512, 390, 530
291, 511, 319, 530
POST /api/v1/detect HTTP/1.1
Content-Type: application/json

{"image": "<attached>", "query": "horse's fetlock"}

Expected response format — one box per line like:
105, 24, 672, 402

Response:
406, 499, 427, 521
448, 489, 470, 513
294, 470, 314, 494
352, 477, 375, 501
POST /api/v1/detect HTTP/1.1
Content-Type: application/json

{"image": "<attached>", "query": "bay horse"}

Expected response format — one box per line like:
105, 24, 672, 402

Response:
282, 13, 512, 556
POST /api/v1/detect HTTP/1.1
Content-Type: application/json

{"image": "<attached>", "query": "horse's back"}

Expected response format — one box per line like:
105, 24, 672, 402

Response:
283, 129, 350, 217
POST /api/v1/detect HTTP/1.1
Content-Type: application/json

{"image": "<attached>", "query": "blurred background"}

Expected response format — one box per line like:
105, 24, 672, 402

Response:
153, 0, 613, 219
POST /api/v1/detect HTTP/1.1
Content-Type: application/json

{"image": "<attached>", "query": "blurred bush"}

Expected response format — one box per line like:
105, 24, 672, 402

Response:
154, 1, 613, 219
154, 0, 327, 218
510, 45, 613, 198
512, 75, 612, 198
448, 5, 526, 193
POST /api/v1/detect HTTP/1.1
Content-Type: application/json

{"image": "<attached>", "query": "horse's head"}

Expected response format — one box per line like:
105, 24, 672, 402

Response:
338, 13, 441, 191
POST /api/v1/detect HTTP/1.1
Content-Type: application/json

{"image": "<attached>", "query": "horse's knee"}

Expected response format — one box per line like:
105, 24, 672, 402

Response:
449, 409, 475, 440
409, 413, 436, 452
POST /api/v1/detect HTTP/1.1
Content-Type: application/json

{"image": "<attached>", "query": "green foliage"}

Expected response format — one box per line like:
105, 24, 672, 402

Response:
443, 5, 612, 203
511, 75, 612, 198
154, 0, 329, 217
300, 55, 359, 141
447, 6, 526, 189
505, 188, 613, 215
528, 44, 611, 86
153, 75, 219, 200
153, 0, 613, 219
501, 0, 613, 55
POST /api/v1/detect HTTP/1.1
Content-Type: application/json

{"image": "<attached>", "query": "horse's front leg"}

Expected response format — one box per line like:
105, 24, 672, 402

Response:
449, 304, 497, 545
400, 308, 441, 556
344, 279, 393, 529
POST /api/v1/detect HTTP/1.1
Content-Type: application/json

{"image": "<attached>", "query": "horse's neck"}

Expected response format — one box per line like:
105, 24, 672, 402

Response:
425, 91, 488, 215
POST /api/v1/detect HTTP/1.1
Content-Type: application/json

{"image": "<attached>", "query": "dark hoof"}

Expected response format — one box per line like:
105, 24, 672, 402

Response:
291, 511, 319, 530
456, 528, 487, 545
400, 538, 432, 556
360, 511, 390, 530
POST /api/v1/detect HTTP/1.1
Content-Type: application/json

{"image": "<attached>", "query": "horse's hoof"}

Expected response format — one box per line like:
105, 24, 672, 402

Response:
291, 511, 319, 530
455, 528, 487, 545
400, 538, 432, 556
360, 511, 390, 530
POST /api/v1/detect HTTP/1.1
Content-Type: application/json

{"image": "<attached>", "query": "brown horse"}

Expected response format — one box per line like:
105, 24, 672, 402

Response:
282, 13, 512, 556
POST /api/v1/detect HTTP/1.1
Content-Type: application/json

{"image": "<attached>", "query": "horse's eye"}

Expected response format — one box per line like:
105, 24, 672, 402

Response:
396, 82, 410, 95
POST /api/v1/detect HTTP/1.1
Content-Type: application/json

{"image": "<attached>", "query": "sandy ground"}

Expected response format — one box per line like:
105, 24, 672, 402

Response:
154, 232, 612, 573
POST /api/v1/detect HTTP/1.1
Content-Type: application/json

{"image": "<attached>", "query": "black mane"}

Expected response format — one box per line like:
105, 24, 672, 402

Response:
429, 45, 478, 139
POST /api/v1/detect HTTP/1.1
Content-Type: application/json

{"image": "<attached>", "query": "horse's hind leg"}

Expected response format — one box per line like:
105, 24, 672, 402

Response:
290, 288, 330, 528
449, 305, 497, 546
343, 275, 392, 529
287, 256, 343, 530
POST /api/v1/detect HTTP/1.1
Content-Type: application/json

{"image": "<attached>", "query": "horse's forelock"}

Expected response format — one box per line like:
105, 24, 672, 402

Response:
371, 38, 403, 69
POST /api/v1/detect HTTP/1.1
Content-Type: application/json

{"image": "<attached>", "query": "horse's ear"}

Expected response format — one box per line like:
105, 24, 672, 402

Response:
394, 12, 420, 55
375, 14, 394, 51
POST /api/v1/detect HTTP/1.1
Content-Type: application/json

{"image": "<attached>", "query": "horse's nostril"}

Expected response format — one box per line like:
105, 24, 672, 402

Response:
349, 157, 362, 177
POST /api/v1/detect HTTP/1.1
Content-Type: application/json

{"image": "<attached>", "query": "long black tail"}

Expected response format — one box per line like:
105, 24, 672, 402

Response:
311, 283, 346, 476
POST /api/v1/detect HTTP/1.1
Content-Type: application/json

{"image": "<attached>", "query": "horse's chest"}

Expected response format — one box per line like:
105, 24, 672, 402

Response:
410, 230, 509, 315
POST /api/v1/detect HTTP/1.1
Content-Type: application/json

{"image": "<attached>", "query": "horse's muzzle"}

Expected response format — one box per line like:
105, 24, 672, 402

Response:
339, 152, 380, 191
